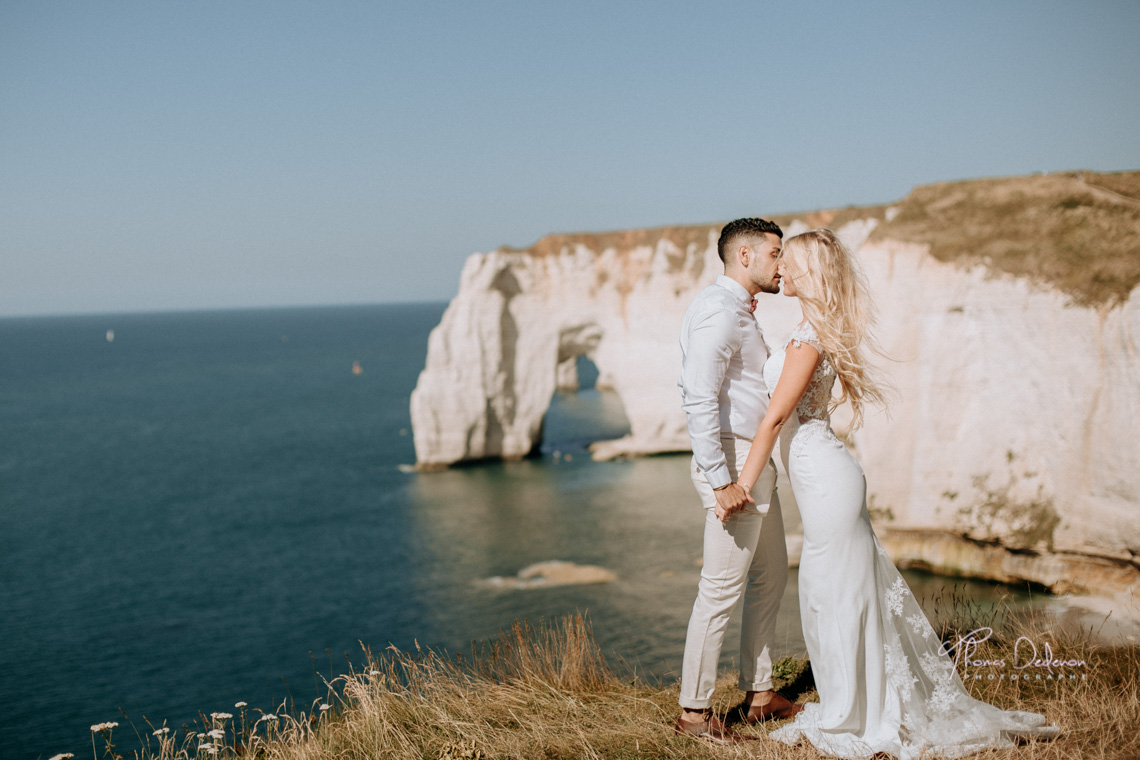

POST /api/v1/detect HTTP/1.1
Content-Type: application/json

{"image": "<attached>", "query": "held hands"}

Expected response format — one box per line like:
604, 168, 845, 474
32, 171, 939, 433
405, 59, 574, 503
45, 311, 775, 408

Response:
713, 482, 754, 523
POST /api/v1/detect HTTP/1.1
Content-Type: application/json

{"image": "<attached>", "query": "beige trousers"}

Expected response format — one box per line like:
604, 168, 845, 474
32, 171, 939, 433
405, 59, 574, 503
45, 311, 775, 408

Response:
679, 437, 787, 709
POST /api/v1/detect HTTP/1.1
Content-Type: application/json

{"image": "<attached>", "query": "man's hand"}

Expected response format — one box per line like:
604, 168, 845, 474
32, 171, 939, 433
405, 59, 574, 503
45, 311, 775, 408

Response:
713, 483, 754, 523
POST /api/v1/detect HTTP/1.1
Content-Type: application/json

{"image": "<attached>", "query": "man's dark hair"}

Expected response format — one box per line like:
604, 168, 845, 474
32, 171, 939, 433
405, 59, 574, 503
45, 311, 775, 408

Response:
717, 218, 783, 263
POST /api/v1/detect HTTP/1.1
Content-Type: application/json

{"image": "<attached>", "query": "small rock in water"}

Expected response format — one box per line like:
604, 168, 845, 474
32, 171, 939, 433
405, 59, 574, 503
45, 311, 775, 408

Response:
478, 560, 617, 590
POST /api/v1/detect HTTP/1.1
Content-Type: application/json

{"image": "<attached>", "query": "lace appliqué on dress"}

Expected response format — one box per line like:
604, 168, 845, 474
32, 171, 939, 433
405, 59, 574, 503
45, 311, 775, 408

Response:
885, 577, 907, 616
885, 633, 919, 699
787, 321, 835, 426
907, 613, 935, 640
919, 651, 963, 714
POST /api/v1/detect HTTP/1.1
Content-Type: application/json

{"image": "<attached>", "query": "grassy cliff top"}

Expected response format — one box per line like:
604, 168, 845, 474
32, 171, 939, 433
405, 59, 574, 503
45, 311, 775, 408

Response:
501, 224, 716, 259
868, 170, 1140, 307
507, 170, 1140, 307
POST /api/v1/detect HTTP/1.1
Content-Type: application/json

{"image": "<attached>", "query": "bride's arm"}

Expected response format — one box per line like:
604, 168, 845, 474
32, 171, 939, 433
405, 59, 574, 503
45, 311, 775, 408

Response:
738, 343, 821, 493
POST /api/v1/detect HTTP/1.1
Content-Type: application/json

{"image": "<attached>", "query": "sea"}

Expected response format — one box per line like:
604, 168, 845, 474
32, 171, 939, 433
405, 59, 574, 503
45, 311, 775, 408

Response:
0, 303, 1041, 759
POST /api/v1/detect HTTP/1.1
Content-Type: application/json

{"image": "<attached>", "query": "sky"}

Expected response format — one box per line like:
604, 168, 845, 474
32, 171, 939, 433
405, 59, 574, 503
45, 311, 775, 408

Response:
2, 0, 1138, 317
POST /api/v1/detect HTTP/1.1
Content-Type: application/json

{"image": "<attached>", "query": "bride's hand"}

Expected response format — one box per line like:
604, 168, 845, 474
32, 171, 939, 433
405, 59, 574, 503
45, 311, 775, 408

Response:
714, 482, 754, 522
732, 484, 755, 519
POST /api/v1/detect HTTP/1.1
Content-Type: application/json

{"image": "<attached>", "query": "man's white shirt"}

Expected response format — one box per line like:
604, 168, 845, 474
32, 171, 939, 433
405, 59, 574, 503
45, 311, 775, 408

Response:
678, 275, 771, 490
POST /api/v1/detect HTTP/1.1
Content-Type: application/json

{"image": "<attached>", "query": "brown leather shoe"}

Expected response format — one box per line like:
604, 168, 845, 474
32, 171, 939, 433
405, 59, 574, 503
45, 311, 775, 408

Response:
673, 710, 753, 743
727, 693, 804, 724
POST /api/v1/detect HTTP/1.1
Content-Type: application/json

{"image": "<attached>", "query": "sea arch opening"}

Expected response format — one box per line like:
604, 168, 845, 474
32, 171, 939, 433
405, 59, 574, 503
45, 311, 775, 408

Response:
540, 325, 631, 456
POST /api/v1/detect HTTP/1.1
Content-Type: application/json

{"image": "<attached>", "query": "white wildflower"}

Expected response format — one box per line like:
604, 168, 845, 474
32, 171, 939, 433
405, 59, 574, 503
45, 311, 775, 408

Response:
90, 722, 119, 732
258, 714, 279, 722
207, 729, 225, 739
234, 701, 247, 708
153, 727, 171, 736
319, 703, 330, 711
210, 711, 232, 720
368, 670, 380, 676
48, 754, 75, 760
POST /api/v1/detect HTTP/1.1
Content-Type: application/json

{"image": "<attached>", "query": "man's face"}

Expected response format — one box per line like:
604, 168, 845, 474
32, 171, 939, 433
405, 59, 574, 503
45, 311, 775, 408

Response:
746, 233, 783, 295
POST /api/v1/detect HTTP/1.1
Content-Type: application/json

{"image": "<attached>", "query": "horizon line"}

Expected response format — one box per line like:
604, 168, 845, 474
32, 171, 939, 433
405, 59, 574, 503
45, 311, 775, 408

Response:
0, 298, 451, 321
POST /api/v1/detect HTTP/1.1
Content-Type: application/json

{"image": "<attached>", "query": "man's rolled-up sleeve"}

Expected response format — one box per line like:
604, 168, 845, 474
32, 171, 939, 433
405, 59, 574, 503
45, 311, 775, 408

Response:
680, 308, 737, 490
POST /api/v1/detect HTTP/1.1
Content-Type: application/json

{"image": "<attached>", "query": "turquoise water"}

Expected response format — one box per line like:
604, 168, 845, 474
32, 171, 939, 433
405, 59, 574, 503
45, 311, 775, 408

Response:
0, 304, 1035, 759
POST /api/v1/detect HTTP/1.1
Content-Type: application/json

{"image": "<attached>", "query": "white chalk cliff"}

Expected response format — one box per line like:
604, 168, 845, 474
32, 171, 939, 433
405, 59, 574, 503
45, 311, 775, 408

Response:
411, 171, 1140, 600
410, 225, 804, 465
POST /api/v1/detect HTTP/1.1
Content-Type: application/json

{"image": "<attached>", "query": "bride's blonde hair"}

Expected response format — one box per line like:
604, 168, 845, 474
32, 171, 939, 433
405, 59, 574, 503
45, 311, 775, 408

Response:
781, 228, 888, 429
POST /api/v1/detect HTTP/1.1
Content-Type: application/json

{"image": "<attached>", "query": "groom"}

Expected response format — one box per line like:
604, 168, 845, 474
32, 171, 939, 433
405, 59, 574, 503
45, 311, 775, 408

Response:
674, 218, 800, 742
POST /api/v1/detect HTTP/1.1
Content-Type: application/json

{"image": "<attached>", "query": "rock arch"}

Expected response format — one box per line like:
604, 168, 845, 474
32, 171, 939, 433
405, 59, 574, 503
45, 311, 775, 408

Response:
555, 323, 604, 391
409, 229, 805, 467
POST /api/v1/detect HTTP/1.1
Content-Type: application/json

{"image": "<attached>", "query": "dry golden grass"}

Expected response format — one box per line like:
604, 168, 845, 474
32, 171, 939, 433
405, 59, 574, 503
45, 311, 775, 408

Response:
868, 170, 1140, 307
100, 606, 1140, 760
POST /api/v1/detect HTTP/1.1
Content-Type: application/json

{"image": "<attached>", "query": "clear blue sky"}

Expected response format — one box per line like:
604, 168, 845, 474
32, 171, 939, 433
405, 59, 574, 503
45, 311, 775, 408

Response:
3, 0, 1138, 316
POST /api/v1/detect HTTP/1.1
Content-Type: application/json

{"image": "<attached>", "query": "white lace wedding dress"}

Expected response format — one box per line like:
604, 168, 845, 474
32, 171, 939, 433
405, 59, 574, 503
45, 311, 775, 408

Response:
763, 321, 1058, 759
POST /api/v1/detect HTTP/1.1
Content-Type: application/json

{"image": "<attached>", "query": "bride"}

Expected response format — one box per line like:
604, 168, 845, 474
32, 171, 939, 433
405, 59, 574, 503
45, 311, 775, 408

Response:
735, 229, 1059, 758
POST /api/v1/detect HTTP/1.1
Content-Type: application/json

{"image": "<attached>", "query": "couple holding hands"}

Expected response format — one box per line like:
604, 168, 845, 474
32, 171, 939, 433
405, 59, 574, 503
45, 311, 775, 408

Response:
673, 219, 1058, 757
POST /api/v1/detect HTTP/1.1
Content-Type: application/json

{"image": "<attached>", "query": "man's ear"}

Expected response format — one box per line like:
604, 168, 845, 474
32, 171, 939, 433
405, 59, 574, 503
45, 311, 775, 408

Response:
736, 244, 750, 268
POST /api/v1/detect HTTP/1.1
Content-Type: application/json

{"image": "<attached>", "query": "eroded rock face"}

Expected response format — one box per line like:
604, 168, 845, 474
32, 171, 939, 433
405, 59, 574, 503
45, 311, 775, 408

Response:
854, 239, 1140, 561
